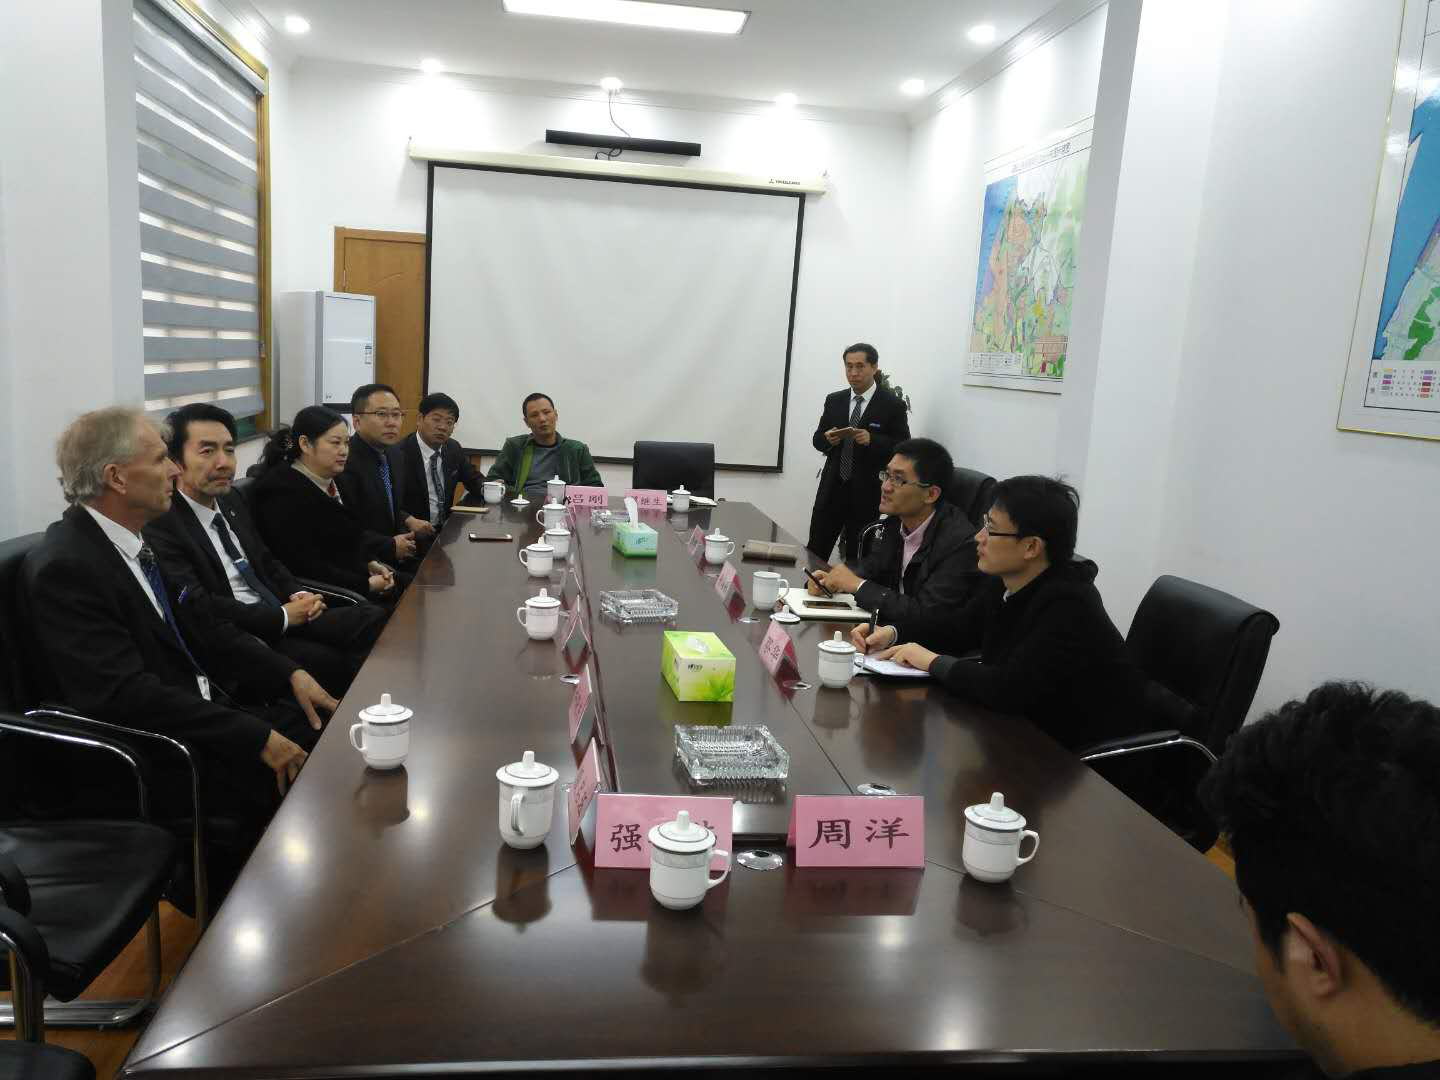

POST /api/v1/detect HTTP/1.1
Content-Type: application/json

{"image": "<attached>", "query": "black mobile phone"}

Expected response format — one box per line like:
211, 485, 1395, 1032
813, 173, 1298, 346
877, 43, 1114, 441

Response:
805, 599, 854, 611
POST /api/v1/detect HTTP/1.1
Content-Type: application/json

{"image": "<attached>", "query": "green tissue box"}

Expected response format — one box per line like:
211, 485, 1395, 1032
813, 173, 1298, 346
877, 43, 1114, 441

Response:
661, 631, 736, 702
612, 521, 658, 557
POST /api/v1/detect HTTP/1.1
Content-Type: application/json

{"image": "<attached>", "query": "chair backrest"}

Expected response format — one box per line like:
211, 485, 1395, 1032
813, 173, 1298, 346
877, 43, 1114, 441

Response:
631, 441, 716, 499
232, 474, 257, 506
0, 533, 46, 714
944, 467, 996, 525
1126, 575, 1280, 755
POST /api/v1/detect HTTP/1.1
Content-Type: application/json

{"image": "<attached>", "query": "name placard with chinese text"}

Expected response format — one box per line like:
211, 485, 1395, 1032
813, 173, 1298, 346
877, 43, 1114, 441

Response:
567, 667, 591, 743
790, 795, 924, 868
567, 738, 601, 844
566, 486, 608, 509
624, 489, 667, 512
595, 793, 732, 871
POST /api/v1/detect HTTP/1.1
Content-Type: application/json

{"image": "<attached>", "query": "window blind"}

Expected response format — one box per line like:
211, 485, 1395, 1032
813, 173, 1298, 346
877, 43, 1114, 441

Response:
134, 0, 266, 425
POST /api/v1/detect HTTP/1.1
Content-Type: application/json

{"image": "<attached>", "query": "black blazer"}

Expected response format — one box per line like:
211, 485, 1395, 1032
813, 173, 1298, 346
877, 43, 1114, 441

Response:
250, 465, 386, 595
22, 506, 276, 760
852, 500, 982, 627
339, 435, 408, 539
144, 491, 302, 644
811, 386, 910, 506
397, 433, 485, 525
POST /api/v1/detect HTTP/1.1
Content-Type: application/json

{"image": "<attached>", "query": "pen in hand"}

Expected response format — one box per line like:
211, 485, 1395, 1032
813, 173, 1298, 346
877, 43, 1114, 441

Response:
804, 566, 835, 598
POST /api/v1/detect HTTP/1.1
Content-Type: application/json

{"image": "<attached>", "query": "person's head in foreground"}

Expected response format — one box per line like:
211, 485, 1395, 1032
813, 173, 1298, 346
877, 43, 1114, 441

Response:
1200, 681, 1440, 1078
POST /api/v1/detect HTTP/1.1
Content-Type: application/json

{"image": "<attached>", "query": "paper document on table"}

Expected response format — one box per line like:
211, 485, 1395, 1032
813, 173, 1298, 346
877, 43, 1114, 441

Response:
857, 655, 930, 679
778, 587, 870, 621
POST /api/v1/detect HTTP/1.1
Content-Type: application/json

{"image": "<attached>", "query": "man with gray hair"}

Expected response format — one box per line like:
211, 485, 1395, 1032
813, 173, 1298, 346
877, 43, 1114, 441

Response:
22, 407, 334, 904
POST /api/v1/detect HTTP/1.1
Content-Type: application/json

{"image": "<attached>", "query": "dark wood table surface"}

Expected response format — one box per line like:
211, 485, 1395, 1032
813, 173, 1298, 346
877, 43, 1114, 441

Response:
122, 500, 1298, 1077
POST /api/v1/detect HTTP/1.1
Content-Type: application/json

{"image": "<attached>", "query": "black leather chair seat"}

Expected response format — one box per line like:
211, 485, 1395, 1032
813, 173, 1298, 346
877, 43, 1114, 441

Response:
0, 1040, 95, 1080
0, 821, 176, 1001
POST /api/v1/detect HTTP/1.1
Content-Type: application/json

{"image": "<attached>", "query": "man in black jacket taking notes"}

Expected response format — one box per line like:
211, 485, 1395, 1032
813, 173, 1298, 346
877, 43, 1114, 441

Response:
805, 343, 910, 563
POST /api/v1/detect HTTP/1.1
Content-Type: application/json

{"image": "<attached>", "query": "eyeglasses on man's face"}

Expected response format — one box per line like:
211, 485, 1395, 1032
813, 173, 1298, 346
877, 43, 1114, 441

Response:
358, 409, 407, 422
979, 514, 1023, 539
877, 470, 929, 489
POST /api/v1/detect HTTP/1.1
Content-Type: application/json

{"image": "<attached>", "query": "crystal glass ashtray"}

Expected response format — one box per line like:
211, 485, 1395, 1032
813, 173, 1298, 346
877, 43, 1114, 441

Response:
675, 724, 790, 784
598, 588, 679, 624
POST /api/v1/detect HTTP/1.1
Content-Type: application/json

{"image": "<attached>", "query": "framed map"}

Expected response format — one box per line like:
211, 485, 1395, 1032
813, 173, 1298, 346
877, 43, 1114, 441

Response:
1339, 0, 1440, 440
966, 120, 1092, 393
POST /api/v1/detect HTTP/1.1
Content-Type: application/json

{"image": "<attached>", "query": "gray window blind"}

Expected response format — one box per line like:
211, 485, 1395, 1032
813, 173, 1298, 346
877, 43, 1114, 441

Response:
134, 0, 265, 423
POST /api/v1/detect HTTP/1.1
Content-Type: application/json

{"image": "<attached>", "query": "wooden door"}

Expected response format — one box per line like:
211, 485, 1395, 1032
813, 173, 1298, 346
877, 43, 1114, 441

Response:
334, 228, 426, 434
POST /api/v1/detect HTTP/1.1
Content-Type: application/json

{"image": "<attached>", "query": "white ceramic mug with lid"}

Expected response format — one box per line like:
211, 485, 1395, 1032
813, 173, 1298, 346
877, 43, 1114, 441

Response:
349, 692, 412, 770
546, 475, 567, 504
647, 810, 731, 911
962, 792, 1040, 883
817, 630, 857, 689
544, 527, 571, 558
703, 532, 735, 565
496, 750, 559, 849
536, 502, 568, 529
518, 542, 555, 577
482, 480, 504, 504
516, 587, 563, 640
751, 570, 790, 609
670, 485, 691, 513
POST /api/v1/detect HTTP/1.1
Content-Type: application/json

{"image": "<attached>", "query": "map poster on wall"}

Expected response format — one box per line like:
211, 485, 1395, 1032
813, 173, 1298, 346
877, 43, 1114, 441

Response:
966, 120, 1092, 394
1340, 0, 1440, 441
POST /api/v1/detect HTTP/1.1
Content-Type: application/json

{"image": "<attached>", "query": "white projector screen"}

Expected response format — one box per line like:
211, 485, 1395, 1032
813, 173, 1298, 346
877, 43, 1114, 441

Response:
425, 164, 804, 469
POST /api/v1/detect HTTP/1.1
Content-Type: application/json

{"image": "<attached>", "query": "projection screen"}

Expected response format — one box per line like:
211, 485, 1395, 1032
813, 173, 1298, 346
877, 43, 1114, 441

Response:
425, 164, 805, 469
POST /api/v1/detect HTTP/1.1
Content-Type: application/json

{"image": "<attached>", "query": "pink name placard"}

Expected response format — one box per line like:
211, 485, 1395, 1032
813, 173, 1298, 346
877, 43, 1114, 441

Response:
566, 486, 608, 509
758, 620, 799, 678
789, 795, 925, 868
624, 488, 668, 512
713, 561, 740, 601
688, 525, 706, 550
568, 738, 601, 843
595, 793, 732, 871
567, 667, 592, 743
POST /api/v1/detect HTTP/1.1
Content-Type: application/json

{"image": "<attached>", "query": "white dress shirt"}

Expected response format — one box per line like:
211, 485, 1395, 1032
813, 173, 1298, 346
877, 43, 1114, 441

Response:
849, 382, 876, 420
181, 491, 262, 606
416, 432, 443, 524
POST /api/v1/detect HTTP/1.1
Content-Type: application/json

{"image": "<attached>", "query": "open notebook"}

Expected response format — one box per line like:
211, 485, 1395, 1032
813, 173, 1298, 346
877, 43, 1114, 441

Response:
777, 587, 871, 621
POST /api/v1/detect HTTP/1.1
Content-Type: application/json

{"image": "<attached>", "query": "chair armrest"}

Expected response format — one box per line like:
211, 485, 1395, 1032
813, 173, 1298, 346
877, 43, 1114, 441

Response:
0, 904, 49, 1041
0, 711, 154, 821
0, 851, 30, 915
295, 578, 366, 606
1078, 729, 1218, 766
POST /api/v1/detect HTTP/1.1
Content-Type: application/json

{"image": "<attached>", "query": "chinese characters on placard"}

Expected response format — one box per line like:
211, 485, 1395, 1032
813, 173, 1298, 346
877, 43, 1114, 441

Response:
809, 817, 910, 851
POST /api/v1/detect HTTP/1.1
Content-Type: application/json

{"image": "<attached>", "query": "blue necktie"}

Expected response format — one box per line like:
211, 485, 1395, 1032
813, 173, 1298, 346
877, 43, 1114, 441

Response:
137, 544, 206, 676
210, 515, 281, 606
378, 451, 395, 518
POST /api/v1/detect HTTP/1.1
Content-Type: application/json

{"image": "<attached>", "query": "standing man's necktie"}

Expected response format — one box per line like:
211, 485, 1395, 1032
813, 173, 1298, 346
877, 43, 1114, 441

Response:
378, 452, 395, 518
137, 544, 206, 676
838, 394, 864, 481
211, 515, 282, 606
429, 451, 445, 525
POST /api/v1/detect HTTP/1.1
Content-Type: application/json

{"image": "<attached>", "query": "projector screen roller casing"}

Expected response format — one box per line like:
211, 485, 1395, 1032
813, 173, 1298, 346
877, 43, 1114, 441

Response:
425, 164, 804, 469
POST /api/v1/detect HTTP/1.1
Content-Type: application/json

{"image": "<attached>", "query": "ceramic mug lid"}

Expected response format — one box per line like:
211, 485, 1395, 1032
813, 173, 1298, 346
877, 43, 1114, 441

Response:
359, 692, 412, 725
819, 630, 856, 655
648, 810, 715, 854
671, 485, 690, 495
496, 749, 558, 788
549, 475, 564, 483
544, 527, 570, 537
706, 532, 729, 542
525, 588, 561, 609
526, 542, 555, 553
542, 501, 566, 510
964, 792, 1026, 832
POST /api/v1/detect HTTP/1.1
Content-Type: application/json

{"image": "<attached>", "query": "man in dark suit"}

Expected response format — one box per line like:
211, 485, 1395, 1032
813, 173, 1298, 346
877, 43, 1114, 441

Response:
145, 404, 387, 697
340, 383, 418, 567
398, 392, 486, 532
24, 408, 337, 900
805, 342, 911, 563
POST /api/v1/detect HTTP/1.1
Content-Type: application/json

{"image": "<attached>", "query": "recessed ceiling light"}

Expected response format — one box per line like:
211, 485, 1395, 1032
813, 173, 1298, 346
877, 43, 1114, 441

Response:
502, 0, 747, 35
775, 92, 798, 108
420, 58, 444, 74
967, 23, 997, 45
900, 78, 926, 97
283, 14, 310, 34
600, 76, 624, 92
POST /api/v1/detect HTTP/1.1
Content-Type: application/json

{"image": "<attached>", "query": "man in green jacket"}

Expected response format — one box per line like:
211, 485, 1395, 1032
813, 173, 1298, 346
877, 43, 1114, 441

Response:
487, 392, 603, 500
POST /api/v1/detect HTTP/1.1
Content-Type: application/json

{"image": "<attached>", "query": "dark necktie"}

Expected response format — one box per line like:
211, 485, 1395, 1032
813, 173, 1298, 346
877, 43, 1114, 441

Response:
137, 544, 206, 676
429, 450, 445, 524
838, 394, 864, 481
377, 452, 395, 518
211, 514, 281, 606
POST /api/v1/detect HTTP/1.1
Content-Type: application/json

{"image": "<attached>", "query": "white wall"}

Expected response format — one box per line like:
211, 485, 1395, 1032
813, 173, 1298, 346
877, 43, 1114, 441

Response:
273, 62, 910, 540
899, 7, 1109, 483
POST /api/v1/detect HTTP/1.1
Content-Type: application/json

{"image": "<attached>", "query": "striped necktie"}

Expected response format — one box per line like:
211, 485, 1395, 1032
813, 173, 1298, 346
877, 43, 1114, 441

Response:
838, 394, 864, 481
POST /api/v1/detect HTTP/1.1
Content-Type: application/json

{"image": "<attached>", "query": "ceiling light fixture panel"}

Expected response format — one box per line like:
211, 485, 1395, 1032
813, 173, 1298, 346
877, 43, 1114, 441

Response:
501, 0, 748, 35
283, 14, 310, 34
900, 78, 926, 97
967, 23, 997, 44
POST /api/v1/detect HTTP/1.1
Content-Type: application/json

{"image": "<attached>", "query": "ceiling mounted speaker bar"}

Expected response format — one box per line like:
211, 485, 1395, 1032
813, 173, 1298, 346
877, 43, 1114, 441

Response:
546, 129, 702, 157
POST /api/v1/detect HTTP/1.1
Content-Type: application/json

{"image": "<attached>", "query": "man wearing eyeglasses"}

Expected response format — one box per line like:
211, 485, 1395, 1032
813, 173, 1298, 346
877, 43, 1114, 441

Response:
342, 383, 419, 567
398, 392, 488, 533
807, 437, 981, 627
851, 475, 1144, 750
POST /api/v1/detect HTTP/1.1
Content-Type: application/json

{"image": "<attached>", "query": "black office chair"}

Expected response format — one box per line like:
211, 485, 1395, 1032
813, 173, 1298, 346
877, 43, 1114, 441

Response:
0, 1037, 95, 1080
632, 441, 716, 499
1080, 575, 1280, 851
944, 467, 996, 526
0, 712, 178, 1040
229, 475, 366, 606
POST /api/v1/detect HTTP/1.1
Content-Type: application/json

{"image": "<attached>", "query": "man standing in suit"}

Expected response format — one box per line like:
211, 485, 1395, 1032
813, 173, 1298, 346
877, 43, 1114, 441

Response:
805, 343, 911, 562
146, 404, 387, 697
341, 383, 418, 566
398, 392, 486, 532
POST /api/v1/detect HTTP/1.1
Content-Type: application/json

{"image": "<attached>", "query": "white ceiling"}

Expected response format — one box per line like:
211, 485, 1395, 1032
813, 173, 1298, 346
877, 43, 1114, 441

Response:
247, 0, 1070, 114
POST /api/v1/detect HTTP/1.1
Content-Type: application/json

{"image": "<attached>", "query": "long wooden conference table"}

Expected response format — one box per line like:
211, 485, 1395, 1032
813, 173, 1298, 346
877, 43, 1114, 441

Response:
122, 499, 1299, 1077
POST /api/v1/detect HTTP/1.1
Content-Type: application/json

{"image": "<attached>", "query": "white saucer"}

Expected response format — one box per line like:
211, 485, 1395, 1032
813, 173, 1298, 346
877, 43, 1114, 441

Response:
509, 498, 530, 507
770, 611, 801, 624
